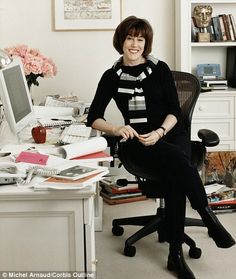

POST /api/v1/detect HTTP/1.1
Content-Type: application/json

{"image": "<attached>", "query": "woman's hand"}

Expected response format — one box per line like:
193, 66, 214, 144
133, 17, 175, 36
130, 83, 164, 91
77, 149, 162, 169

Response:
139, 130, 162, 146
112, 125, 139, 140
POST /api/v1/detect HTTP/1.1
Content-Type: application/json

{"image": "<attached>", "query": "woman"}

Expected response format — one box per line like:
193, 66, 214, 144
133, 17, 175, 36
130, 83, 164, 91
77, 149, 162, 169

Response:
87, 16, 235, 279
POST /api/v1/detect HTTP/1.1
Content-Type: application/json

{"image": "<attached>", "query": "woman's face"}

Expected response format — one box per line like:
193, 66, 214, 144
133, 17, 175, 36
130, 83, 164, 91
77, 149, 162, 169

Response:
122, 33, 146, 66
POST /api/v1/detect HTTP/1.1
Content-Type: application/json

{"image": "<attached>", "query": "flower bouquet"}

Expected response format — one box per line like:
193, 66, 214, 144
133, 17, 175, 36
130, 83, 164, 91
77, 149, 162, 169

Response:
4, 44, 57, 90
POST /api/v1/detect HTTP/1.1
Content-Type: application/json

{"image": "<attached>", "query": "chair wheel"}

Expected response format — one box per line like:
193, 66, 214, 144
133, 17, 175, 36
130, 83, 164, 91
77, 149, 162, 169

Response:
189, 247, 202, 259
112, 226, 124, 236
124, 245, 136, 257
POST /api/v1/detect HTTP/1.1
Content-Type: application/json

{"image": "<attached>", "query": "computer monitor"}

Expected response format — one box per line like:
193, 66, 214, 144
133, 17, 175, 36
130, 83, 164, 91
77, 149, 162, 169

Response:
0, 58, 35, 138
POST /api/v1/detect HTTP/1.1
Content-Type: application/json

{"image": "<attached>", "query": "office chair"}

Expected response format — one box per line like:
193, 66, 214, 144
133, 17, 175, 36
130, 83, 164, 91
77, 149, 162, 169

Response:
106, 71, 220, 259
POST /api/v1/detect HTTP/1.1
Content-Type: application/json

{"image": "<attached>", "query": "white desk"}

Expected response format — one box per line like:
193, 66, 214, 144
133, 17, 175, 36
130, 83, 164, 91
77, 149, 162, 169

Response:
0, 184, 97, 273
0, 120, 108, 274
0, 120, 104, 232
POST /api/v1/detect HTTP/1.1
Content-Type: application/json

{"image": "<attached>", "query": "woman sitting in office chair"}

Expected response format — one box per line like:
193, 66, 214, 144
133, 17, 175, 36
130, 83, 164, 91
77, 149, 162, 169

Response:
87, 16, 235, 279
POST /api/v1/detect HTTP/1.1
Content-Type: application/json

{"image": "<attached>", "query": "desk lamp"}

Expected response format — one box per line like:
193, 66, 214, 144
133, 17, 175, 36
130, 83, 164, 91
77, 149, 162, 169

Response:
0, 49, 12, 69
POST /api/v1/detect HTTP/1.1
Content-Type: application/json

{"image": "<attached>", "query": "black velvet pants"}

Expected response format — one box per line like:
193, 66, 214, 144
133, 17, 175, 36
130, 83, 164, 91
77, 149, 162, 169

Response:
121, 135, 209, 250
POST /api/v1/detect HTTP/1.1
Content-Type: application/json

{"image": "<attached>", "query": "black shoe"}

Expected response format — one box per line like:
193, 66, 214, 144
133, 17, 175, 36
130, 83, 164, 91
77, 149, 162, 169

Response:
200, 206, 235, 248
167, 249, 196, 279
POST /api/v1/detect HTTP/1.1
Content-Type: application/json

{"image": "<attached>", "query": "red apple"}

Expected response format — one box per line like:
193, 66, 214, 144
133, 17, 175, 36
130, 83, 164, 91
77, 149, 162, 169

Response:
31, 126, 46, 143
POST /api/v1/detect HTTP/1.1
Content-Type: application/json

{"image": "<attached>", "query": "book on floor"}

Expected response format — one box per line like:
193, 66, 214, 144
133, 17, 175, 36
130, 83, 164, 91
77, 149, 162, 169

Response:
207, 186, 236, 212
101, 192, 147, 205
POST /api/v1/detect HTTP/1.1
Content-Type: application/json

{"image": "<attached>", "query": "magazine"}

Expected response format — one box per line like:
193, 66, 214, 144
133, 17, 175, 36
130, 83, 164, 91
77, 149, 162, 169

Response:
34, 168, 109, 190
207, 186, 236, 211
54, 164, 103, 180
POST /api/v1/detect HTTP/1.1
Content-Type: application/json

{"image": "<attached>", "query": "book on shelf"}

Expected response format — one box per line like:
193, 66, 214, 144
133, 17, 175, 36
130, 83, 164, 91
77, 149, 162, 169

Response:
219, 14, 230, 41
212, 16, 223, 41
206, 22, 216, 42
193, 13, 236, 42
191, 17, 200, 42
227, 14, 235, 41
229, 14, 236, 40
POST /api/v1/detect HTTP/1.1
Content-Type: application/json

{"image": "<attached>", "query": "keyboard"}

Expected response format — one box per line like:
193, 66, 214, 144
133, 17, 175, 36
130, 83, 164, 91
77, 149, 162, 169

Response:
58, 124, 92, 144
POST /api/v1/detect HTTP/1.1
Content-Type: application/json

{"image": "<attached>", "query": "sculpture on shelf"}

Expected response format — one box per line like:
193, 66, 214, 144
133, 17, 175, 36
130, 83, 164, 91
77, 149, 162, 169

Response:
193, 5, 213, 42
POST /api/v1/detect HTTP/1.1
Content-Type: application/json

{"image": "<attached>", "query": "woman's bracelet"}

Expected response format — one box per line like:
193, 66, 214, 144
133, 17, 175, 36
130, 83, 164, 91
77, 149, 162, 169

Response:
154, 130, 162, 138
159, 126, 167, 136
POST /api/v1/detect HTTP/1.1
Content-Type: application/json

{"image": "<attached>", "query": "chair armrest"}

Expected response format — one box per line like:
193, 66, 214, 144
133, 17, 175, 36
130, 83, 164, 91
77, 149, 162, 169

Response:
102, 134, 121, 167
197, 129, 220, 147
102, 134, 121, 148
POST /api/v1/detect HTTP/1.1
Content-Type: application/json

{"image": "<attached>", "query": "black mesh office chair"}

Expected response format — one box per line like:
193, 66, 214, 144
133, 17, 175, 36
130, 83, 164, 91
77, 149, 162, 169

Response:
106, 71, 220, 259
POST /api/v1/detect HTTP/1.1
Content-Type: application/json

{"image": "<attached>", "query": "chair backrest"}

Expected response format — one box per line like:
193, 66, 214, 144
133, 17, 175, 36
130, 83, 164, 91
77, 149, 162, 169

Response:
171, 71, 201, 138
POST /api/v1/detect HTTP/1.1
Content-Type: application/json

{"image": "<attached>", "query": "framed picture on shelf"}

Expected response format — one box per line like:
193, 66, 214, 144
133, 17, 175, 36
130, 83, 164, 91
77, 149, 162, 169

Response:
53, 0, 122, 31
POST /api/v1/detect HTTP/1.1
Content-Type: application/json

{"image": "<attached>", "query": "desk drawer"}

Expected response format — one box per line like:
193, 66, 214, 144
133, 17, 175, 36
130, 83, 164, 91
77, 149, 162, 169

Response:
206, 141, 235, 151
193, 96, 234, 119
191, 118, 235, 141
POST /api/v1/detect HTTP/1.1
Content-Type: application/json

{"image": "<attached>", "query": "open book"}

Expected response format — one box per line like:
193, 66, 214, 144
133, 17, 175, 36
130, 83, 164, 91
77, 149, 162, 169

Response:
34, 167, 108, 190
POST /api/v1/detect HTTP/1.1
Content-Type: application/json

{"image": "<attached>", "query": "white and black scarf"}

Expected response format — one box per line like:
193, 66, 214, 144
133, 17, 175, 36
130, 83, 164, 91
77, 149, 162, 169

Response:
114, 55, 159, 125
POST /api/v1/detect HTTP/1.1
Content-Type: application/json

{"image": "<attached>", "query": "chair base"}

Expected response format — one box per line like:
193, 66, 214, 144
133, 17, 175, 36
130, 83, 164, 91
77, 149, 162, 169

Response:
112, 207, 204, 258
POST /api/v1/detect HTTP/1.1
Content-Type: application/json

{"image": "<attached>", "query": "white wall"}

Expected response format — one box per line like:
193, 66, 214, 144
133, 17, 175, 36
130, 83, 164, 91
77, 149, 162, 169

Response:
0, 0, 175, 125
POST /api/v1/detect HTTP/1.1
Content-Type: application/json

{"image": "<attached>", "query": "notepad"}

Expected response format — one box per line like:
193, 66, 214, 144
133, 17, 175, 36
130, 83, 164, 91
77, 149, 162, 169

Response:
38, 119, 82, 128
16, 151, 49, 165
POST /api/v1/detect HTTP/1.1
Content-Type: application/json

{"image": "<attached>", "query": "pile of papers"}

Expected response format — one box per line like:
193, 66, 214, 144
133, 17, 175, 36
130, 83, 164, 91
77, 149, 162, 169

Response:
0, 136, 111, 191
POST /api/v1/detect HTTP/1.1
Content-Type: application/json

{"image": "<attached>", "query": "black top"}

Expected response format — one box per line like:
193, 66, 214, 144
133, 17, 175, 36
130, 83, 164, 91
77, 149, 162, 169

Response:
87, 59, 187, 138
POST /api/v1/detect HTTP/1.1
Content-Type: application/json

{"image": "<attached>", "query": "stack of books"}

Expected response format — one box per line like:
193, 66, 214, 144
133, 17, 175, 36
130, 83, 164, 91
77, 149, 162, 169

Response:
100, 177, 147, 205
207, 184, 236, 213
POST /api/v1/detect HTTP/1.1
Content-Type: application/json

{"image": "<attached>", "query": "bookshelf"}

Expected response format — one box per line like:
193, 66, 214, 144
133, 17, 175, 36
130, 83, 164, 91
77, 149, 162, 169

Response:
175, 0, 236, 151
175, 0, 236, 74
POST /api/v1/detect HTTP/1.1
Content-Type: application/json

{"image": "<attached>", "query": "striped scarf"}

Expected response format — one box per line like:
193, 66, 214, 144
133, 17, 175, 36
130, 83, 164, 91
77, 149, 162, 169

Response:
114, 55, 159, 125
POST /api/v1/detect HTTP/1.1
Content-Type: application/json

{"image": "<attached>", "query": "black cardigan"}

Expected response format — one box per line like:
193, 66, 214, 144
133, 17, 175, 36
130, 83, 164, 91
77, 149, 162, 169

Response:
87, 59, 186, 138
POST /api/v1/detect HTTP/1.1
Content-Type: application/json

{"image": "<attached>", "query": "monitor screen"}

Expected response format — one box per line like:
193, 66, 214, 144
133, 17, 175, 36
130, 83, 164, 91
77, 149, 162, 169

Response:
0, 58, 35, 136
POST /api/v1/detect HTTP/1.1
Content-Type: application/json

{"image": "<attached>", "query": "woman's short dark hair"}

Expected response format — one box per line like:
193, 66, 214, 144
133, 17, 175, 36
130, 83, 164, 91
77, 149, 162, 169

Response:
113, 16, 153, 57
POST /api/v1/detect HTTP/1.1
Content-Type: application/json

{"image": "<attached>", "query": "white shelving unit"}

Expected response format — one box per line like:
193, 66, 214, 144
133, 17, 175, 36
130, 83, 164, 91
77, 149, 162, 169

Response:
175, 0, 236, 74
175, 0, 236, 151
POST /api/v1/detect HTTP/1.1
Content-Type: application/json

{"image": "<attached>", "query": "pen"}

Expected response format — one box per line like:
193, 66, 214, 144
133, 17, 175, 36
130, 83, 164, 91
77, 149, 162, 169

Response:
51, 118, 72, 122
